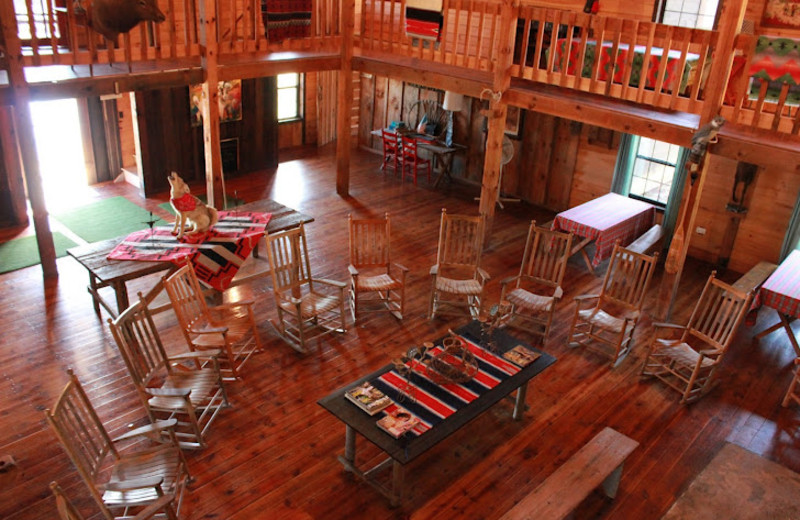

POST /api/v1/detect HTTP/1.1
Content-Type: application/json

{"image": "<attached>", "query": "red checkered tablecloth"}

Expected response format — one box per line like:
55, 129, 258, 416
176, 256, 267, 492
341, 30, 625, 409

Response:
754, 250, 800, 318
553, 193, 655, 267
107, 211, 271, 291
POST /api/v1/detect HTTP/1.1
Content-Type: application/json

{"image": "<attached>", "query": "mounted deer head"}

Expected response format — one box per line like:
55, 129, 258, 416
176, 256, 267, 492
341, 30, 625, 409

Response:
75, 0, 166, 42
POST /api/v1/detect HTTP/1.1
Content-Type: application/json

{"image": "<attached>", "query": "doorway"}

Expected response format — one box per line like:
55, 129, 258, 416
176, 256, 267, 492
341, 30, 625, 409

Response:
30, 98, 88, 212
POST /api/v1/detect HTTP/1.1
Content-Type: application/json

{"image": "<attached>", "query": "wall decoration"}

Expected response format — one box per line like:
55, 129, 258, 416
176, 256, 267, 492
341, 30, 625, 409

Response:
189, 79, 243, 126
762, 0, 800, 29
504, 106, 524, 139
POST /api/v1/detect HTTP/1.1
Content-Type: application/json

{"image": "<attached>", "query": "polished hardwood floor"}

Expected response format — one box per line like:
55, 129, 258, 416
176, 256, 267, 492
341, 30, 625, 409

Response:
2, 145, 800, 519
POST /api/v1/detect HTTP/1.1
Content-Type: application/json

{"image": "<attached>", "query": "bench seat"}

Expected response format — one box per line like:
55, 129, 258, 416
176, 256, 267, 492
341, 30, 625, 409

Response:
501, 427, 638, 520
626, 224, 664, 255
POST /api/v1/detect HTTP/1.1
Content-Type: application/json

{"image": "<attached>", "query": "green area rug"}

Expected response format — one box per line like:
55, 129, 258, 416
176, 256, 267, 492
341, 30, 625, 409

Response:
52, 197, 167, 243
158, 194, 245, 216
0, 232, 77, 274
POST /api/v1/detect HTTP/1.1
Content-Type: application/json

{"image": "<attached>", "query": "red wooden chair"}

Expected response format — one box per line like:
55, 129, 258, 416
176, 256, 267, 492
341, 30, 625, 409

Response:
400, 136, 431, 185
381, 130, 400, 174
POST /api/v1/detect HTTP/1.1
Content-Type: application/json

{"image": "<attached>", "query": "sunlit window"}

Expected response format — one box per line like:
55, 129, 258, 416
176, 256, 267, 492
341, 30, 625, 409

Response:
277, 73, 303, 122
14, 0, 62, 41
629, 137, 681, 205
659, 0, 719, 30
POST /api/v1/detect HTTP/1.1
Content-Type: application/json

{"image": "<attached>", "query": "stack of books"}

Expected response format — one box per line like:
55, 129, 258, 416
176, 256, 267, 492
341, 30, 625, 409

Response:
377, 406, 420, 438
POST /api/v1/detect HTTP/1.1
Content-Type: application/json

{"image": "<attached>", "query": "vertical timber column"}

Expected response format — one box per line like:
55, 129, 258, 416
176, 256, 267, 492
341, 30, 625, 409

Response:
336, 0, 356, 195
0, 2, 57, 278
199, 0, 224, 209
477, 0, 516, 238
656, 0, 747, 319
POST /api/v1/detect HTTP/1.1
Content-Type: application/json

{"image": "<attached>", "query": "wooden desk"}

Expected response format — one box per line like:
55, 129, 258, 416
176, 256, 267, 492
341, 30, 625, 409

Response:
318, 321, 556, 507
752, 250, 800, 356
662, 443, 800, 519
67, 199, 313, 318
370, 129, 466, 186
553, 193, 655, 274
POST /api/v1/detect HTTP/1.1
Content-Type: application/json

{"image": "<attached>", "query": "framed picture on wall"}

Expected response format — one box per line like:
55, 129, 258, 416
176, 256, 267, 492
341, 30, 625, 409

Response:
189, 79, 243, 126
505, 106, 524, 139
762, 0, 800, 29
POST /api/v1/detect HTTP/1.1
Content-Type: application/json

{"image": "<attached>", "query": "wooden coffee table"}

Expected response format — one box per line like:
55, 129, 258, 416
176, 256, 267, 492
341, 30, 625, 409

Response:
317, 321, 556, 507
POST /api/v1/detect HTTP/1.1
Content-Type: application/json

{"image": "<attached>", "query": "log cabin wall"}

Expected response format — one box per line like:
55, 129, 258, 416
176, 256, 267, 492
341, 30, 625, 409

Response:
129, 77, 278, 196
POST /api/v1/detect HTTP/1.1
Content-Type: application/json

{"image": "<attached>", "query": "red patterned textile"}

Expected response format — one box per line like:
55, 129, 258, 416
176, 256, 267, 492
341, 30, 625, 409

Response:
553, 193, 655, 267
171, 193, 197, 212
107, 211, 271, 291
261, 0, 312, 42
753, 250, 800, 317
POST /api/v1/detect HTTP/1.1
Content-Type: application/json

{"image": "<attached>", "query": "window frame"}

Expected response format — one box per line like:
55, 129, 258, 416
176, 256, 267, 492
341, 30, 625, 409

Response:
625, 137, 684, 208
15, 0, 70, 47
276, 72, 304, 124
653, 0, 721, 30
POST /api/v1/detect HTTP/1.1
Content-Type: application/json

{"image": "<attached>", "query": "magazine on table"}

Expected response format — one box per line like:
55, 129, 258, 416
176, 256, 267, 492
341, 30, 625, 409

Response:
344, 382, 393, 415
377, 406, 420, 438
502, 344, 541, 367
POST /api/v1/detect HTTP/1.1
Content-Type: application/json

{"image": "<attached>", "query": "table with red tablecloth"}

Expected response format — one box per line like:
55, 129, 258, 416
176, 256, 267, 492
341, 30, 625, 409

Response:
108, 211, 271, 292
551, 38, 702, 95
751, 250, 800, 356
553, 193, 655, 272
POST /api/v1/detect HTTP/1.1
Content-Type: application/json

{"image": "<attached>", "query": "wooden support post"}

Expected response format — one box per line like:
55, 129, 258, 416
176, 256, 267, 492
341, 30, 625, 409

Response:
478, 0, 516, 239
0, 1, 57, 279
336, 0, 356, 196
199, 0, 224, 209
0, 108, 28, 226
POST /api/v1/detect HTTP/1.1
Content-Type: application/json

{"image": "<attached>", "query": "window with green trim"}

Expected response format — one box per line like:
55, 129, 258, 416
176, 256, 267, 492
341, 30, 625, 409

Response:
629, 137, 682, 206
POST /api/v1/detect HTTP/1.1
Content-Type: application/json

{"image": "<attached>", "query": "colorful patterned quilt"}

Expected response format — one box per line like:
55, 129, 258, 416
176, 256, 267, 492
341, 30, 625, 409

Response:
405, 0, 443, 41
107, 211, 271, 291
261, 0, 312, 42
748, 35, 800, 105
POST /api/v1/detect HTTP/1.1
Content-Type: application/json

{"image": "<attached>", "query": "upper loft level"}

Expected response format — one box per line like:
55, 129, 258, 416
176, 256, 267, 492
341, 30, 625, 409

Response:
2, 0, 800, 144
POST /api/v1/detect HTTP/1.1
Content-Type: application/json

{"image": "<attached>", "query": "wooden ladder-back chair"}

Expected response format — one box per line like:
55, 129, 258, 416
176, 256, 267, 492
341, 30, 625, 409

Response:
568, 244, 658, 366
429, 209, 489, 320
50, 481, 177, 520
400, 136, 431, 185
381, 129, 400, 174
266, 223, 347, 353
45, 370, 189, 520
500, 221, 573, 344
108, 290, 229, 449
163, 262, 262, 381
642, 272, 753, 404
348, 213, 408, 321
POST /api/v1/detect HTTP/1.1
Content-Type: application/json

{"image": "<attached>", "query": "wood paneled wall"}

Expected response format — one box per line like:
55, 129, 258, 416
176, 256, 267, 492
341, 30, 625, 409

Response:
131, 77, 278, 196
0, 107, 27, 227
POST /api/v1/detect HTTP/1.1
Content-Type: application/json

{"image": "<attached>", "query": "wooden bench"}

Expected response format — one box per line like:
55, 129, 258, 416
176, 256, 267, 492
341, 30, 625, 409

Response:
626, 224, 664, 255
501, 427, 639, 520
732, 260, 777, 293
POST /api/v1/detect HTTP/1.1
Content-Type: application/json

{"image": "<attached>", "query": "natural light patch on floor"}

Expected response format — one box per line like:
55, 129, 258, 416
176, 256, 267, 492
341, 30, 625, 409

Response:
271, 160, 305, 208
30, 98, 92, 212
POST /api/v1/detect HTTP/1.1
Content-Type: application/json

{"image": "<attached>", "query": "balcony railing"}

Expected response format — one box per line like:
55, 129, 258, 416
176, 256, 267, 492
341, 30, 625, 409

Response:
6, 0, 800, 138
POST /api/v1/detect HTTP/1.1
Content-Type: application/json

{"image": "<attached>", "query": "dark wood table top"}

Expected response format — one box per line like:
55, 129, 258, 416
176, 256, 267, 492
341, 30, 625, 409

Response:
66, 198, 314, 284
318, 321, 556, 464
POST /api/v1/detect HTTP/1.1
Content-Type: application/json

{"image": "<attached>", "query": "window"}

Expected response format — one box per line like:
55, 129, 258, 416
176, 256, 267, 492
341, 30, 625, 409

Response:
277, 73, 303, 122
629, 137, 682, 205
14, 0, 66, 43
657, 0, 719, 30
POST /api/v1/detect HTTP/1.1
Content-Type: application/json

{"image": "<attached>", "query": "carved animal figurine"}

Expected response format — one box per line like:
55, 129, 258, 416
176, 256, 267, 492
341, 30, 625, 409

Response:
168, 172, 219, 239
74, 0, 166, 42
689, 115, 726, 163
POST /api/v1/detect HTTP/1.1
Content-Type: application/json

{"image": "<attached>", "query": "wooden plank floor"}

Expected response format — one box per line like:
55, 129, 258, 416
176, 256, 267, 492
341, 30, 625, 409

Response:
2, 145, 799, 519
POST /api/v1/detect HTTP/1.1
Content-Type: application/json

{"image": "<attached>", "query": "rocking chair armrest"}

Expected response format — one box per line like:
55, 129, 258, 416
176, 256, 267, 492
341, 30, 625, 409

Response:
392, 262, 409, 273
500, 274, 521, 287
574, 294, 599, 302
698, 347, 722, 357
210, 300, 255, 312
146, 387, 192, 398
348, 265, 359, 276
477, 268, 490, 282
316, 278, 347, 289
653, 322, 685, 331
168, 349, 222, 362
113, 419, 179, 442
553, 286, 564, 300
430, 264, 439, 276
103, 476, 165, 492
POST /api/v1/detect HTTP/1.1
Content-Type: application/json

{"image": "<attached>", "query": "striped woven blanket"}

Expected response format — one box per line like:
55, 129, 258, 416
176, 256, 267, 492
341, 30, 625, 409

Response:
406, 0, 443, 41
261, 0, 312, 42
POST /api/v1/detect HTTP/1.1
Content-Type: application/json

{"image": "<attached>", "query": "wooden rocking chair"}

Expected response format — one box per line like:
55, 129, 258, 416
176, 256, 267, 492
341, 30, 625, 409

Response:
50, 481, 177, 520
568, 244, 658, 366
429, 209, 489, 320
45, 370, 189, 520
108, 290, 230, 449
266, 223, 347, 353
642, 272, 753, 404
163, 263, 262, 381
500, 221, 573, 344
348, 213, 408, 321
